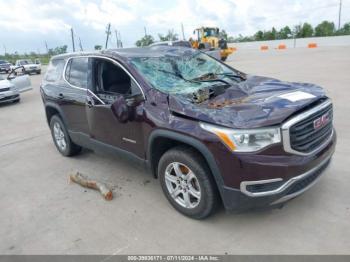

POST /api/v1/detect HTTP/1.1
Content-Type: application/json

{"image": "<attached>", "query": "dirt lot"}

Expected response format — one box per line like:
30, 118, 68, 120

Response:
1, 47, 349, 254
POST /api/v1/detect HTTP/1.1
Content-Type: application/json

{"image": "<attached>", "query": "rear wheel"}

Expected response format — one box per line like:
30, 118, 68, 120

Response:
49, 115, 81, 156
158, 146, 219, 219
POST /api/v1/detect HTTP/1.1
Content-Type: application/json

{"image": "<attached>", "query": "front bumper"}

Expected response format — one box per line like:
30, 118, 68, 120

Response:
0, 67, 10, 72
219, 130, 336, 211
0, 90, 20, 103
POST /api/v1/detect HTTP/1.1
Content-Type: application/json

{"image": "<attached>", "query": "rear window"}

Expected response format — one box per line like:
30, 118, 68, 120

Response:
65, 57, 88, 89
45, 59, 65, 83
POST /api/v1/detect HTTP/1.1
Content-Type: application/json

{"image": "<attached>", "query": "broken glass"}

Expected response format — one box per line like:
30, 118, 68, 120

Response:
130, 51, 235, 94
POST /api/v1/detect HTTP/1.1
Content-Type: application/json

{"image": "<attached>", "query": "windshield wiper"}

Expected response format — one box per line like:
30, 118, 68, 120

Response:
216, 72, 246, 81
190, 73, 232, 86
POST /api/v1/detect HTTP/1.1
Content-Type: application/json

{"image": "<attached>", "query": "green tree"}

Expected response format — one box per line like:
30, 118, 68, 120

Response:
271, 27, 277, 39
227, 36, 235, 43
299, 23, 314, 37
254, 30, 264, 41
135, 35, 155, 47
158, 29, 178, 41
337, 22, 350, 35
94, 45, 102, 50
277, 26, 292, 39
263, 30, 275, 40
293, 24, 302, 38
315, 21, 335, 36
48, 45, 67, 56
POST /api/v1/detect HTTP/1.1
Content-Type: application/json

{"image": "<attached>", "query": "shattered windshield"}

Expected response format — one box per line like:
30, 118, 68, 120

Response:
130, 51, 236, 94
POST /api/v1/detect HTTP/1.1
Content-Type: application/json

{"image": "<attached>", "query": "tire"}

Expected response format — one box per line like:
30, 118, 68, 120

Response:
158, 146, 219, 219
49, 115, 82, 156
36, 70, 41, 74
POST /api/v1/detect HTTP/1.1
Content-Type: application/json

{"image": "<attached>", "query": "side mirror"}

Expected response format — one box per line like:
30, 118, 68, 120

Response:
125, 93, 144, 107
111, 94, 144, 123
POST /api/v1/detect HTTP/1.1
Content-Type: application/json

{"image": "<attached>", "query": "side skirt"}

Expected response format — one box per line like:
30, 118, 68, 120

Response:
68, 131, 150, 171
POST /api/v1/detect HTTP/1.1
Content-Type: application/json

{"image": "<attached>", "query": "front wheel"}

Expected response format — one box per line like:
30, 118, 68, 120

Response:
49, 115, 81, 156
158, 146, 219, 219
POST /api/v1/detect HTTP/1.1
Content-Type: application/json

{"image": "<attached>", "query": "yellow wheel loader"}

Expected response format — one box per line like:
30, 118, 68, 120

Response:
190, 27, 235, 61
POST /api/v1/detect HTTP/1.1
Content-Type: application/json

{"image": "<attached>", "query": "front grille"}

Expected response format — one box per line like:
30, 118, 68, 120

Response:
0, 88, 10, 92
286, 159, 330, 195
289, 103, 333, 153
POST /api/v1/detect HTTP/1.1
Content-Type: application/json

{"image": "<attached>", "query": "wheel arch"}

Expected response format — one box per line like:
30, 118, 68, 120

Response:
147, 129, 225, 192
44, 102, 68, 126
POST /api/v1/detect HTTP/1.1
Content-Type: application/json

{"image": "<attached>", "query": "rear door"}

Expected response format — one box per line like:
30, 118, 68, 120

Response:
59, 57, 90, 135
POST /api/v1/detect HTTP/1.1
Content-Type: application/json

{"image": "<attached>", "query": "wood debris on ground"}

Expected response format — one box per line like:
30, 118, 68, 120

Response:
69, 171, 113, 201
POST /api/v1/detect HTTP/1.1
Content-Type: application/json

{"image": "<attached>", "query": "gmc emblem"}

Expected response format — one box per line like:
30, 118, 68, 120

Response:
313, 112, 330, 130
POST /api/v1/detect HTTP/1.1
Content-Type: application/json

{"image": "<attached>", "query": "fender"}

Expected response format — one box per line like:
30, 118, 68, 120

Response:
44, 101, 69, 127
147, 129, 226, 194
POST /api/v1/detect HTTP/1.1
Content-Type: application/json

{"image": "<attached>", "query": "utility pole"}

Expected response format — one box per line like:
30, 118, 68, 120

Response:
44, 41, 49, 54
181, 23, 185, 40
338, 0, 342, 30
115, 30, 119, 48
119, 31, 123, 48
105, 23, 111, 49
78, 37, 83, 51
71, 28, 76, 52
3, 44, 6, 55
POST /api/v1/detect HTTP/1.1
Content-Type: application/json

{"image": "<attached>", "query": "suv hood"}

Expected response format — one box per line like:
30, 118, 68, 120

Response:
168, 75, 327, 129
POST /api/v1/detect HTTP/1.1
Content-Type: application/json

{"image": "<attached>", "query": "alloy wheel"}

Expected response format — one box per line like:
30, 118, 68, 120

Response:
53, 122, 67, 151
164, 162, 201, 209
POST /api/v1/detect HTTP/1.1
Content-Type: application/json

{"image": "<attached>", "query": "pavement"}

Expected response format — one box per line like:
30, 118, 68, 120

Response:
0, 47, 349, 254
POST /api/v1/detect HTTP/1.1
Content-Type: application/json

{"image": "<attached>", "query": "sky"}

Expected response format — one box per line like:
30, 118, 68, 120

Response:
0, 0, 349, 54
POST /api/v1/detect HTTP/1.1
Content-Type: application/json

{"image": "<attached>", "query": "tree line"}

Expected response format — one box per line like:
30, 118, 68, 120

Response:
2, 20, 350, 61
227, 20, 350, 42
0, 45, 68, 64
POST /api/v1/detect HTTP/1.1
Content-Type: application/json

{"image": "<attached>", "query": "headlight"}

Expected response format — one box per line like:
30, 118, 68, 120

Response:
200, 122, 281, 152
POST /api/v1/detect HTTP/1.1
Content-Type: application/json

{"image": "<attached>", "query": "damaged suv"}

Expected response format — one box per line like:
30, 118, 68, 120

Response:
41, 47, 336, 219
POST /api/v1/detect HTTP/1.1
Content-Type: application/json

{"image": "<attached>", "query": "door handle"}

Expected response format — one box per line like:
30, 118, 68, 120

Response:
58, 93, 64, 99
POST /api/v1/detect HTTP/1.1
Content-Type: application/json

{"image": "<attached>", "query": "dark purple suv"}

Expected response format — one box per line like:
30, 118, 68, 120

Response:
40, 46, 336, 219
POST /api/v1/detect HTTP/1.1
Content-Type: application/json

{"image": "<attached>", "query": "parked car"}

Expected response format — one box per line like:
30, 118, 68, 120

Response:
150, 40, 221, 60
0, 60, 11, 73
0, 68, 32, 103
40, 47, 336, 219
12, 59, 41, 75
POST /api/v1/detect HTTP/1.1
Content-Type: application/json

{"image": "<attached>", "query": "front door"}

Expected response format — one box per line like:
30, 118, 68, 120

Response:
86, 57, 145, 159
